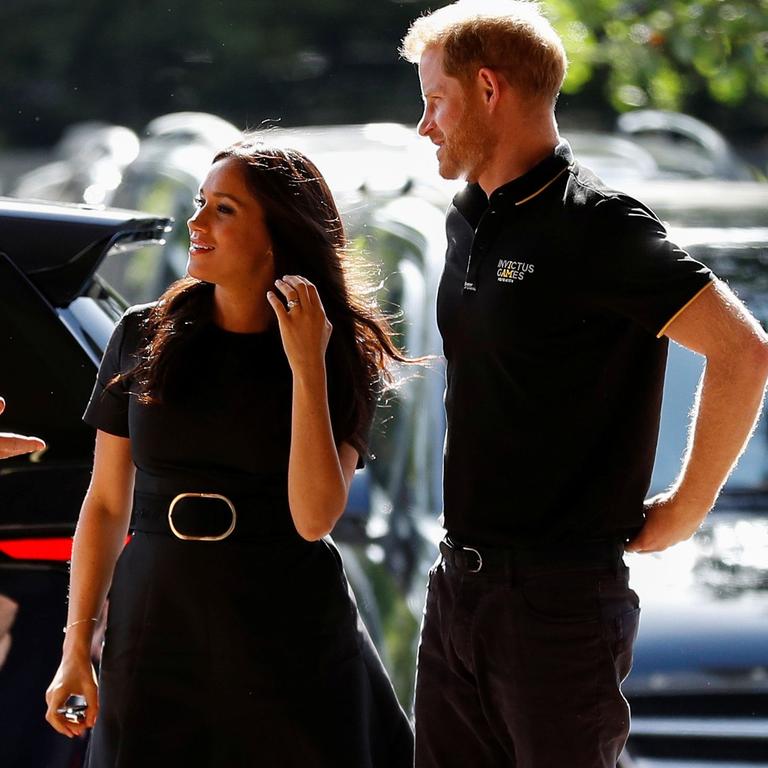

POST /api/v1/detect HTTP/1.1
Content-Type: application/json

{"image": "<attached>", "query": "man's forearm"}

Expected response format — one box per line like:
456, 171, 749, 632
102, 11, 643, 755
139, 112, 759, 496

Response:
628, 280, 768, 553
673, 348, 768, 513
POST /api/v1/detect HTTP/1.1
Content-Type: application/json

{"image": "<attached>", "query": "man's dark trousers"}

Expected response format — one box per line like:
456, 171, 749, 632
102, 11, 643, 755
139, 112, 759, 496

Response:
414, 539, 640, 768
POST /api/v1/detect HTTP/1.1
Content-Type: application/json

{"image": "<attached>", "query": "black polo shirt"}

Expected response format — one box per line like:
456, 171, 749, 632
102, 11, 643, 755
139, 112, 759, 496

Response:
438, 140, 713, 547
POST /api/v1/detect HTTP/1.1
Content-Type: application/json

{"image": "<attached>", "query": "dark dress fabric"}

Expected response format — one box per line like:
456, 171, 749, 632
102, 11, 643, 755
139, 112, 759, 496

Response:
82, 304, 413, 768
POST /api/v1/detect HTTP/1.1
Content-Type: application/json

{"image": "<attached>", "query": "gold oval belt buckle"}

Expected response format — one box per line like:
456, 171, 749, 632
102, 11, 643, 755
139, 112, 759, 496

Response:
168, 492, 237, 541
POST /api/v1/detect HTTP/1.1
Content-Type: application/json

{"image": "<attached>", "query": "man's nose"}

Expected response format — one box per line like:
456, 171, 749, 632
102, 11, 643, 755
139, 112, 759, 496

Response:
417, 109, 432, 137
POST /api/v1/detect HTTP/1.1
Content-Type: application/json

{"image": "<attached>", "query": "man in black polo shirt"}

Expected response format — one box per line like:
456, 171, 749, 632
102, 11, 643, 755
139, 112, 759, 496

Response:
400, 2, 768, 766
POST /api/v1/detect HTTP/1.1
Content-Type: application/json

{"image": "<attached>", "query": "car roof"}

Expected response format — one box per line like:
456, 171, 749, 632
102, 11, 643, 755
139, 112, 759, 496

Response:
618, 179, 768, 227
0, 197, 171, 306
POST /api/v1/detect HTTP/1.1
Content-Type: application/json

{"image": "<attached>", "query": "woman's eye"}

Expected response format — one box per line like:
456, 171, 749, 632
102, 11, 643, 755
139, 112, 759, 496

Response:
217, 204, 234, 214
193, 196, 204, 208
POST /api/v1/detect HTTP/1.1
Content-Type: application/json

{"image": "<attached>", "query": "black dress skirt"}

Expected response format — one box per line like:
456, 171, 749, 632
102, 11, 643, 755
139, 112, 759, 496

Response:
82, 304, 414, 767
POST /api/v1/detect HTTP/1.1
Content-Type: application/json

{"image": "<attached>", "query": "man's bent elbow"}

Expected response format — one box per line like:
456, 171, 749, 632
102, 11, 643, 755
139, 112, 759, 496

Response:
746, 335, 768, 381
715, 332, 768, 383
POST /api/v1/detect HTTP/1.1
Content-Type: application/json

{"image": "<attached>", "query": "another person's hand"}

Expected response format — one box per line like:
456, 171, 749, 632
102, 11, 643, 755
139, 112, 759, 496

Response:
0, 594, 19, 671
0, 396, 46, 459
45, 653, 99, 738
267, 275, 333, 374
625, 491, 706, 553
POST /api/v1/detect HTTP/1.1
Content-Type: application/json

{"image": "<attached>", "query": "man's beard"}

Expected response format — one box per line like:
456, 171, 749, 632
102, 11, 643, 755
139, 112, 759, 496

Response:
438, 100, 493, 182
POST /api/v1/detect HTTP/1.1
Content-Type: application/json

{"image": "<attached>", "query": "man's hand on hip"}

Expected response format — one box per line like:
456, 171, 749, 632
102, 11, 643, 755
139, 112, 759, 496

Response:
626, 492, 707, 554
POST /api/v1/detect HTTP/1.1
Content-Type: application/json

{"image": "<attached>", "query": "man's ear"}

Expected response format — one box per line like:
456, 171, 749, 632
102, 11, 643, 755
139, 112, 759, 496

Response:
477, 67, 502, 111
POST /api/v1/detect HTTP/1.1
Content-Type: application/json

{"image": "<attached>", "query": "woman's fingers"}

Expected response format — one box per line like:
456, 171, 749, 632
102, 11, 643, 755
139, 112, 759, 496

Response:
79, 671, 100, 729
281, 275, 313, 307
298, 278, 323, 312
45, 687, 79, 738
83, 685, 99, 730
273, 278, 297, 303
305, 281, 322, 310
266, 291, 288, 322
45, 662, 101, 737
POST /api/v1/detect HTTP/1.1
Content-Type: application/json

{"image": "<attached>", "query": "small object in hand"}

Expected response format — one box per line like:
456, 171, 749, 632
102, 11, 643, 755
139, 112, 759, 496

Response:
57, 701, 87, 724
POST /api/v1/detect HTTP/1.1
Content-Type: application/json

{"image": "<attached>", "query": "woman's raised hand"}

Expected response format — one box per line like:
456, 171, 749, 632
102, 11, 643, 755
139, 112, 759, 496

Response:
267, 275, 333, 374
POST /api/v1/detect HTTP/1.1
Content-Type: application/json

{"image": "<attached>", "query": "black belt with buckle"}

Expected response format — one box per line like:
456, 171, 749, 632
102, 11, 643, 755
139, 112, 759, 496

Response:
131, 490, 295, 542
439, 536, 624, 575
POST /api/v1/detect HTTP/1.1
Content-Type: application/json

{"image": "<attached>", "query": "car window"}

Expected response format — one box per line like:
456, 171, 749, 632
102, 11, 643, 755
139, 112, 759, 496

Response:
94, 241, 173, 306
0, 260, 97, 463
652, 238, 768, 495
97, 171, 194, 305
355, 227, 424, 504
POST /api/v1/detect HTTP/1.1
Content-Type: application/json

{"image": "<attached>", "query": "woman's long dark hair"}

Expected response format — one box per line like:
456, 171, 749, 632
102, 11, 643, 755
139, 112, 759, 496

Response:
117, 136, 412, 458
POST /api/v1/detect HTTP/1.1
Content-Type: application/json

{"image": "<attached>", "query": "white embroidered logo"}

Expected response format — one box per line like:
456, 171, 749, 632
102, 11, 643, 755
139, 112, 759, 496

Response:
497, 259, 534, 283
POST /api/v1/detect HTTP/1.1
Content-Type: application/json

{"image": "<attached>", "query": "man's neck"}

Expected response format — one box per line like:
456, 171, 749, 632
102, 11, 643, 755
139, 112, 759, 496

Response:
476, 118, 560, 198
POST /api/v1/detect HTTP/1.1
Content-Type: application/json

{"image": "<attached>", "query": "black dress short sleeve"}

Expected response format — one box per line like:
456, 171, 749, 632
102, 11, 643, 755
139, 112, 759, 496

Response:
588, 194, 714, 336
83, 305, 149, 437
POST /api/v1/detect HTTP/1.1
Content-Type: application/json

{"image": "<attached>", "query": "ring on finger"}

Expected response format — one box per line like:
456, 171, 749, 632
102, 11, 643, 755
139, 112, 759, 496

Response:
286, 299, 300, 310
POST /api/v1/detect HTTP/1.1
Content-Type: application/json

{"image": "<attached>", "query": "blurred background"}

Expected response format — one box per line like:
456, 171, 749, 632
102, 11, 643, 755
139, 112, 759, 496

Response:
2, 3, 768, 766
1, 0, 767, 183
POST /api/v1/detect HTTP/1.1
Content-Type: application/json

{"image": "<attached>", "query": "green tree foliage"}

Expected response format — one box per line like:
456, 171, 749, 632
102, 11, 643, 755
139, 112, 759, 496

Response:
1, 0, 766, 147
546, 0, 768, 113
0, 0, 433, 146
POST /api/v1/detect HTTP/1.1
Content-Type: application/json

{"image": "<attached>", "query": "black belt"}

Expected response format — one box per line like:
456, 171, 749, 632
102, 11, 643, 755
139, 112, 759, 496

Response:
439, 536, 624, 575
131, 490, 296, 542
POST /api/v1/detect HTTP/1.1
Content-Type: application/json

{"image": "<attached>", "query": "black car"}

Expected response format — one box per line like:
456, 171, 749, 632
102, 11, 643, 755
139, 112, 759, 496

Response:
0, 199, 171, 767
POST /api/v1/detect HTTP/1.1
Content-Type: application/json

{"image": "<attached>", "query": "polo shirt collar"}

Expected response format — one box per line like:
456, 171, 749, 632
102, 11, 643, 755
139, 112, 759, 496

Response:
453, 139, 573, 224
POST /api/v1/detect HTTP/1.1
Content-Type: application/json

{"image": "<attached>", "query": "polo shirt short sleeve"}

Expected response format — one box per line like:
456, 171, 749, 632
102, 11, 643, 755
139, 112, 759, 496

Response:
586, 194, 713, 337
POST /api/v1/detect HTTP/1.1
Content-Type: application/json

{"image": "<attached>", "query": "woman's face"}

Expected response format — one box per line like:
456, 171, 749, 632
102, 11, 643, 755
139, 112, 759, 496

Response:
186, 157, 274, 289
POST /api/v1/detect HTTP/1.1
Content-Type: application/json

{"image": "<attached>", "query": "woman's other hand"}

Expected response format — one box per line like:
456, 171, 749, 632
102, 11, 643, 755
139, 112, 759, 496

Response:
267, 275, 333, 374
45, 651, 99, 738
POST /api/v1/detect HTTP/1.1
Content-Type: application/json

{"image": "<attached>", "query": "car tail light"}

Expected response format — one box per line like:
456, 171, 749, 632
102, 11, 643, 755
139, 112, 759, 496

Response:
0, 536, 132, 561
0, 538, 74, 561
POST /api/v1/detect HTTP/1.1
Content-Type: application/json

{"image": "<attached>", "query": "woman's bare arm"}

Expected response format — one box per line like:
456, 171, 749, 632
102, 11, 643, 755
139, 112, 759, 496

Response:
268, 274, 361, 540
45, 430, 135, 737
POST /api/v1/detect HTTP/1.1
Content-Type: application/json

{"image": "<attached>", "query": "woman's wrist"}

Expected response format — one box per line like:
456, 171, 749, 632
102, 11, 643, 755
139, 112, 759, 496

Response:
62, 632, 94, 657
61, 617, 98, 652
292, 359, 327, 388
63, 617, 98, 634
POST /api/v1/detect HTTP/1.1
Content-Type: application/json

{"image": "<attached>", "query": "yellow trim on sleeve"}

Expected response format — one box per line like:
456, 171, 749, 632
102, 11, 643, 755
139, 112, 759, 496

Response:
656, 280, 715, 339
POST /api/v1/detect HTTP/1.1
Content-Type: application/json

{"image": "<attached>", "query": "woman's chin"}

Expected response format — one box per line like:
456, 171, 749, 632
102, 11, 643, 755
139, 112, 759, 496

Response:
186, 260, 206, 281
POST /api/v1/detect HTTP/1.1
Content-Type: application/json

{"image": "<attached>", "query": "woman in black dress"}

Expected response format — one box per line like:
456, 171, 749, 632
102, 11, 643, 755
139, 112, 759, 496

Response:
45, 138, 414, 766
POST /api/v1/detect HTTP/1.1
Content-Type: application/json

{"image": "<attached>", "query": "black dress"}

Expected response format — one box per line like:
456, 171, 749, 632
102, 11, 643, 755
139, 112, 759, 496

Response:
82, 304, 414, 767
